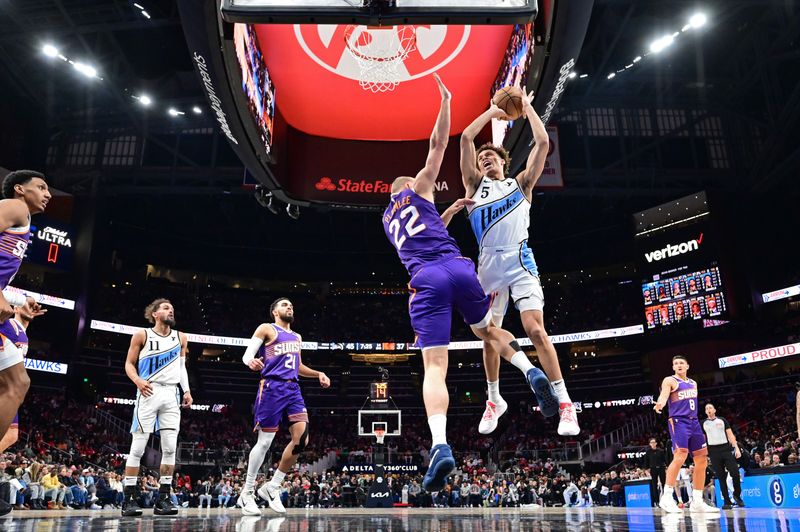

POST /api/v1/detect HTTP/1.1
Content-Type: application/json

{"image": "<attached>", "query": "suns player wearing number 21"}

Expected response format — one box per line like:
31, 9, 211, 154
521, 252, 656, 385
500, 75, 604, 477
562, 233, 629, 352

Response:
383, 74, 555, 493
239, 298, 331, 517
653, 355, 719, 515
122, 299, 192, 517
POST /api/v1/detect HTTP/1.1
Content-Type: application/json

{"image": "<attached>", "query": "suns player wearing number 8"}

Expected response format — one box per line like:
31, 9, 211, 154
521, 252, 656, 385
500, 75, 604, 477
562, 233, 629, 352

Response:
239, 298, 331, 516
653, 355, 719, 515
383, 74, 554, 493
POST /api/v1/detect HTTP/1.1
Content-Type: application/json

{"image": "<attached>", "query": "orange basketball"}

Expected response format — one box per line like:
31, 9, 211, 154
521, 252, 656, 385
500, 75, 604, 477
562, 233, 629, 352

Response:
492, 85, 525, 120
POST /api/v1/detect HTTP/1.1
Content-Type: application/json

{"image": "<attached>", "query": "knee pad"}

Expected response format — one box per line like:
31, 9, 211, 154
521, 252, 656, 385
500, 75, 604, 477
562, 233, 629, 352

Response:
126, 432, 149, 468
160, 429, 178, 465
291, 424, 309, 455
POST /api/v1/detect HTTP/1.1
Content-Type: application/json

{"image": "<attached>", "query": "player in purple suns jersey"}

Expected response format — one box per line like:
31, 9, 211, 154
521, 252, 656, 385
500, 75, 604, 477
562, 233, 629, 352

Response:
0, 170, 50, 495
239, 298, 331, 516
653, 355, 719, 515
383, 74, 557, 493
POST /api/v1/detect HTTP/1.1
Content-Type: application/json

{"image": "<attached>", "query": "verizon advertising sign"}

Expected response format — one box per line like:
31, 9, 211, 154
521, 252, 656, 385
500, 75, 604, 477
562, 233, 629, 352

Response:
718, 342, 800, 369
645, 233, 703, 263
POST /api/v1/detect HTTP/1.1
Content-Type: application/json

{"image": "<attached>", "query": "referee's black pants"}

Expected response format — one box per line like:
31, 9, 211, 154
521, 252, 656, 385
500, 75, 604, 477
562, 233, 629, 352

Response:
649, 468, 666, 503
708, 444, 741, 504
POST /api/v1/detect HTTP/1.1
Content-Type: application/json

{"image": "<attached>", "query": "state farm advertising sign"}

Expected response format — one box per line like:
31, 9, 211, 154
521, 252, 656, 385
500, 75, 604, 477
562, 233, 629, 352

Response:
280, 127, 464, 206
718, 342, 800, 369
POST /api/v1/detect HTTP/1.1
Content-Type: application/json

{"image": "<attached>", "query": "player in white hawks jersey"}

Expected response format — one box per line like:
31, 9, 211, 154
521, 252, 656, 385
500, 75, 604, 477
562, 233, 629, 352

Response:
454, 79, 579, 437
122, 298, 192, 517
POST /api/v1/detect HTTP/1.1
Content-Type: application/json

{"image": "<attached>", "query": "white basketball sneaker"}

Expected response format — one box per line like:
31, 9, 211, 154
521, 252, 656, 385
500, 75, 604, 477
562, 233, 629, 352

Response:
258, 483, 286, 514
239, 489, 261, 516
557, 403, 581, 436
659, 495, 684, 514
478, 400, 508, 434
690, 498, 721, 514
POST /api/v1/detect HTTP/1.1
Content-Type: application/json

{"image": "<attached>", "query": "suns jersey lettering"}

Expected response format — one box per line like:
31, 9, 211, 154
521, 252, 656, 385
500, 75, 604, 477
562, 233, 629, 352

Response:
668, 377, 699, 418
137, 328, 182, 385
0, 218, 31, 289
258, 324, 302, 380
466, 177, 530, 249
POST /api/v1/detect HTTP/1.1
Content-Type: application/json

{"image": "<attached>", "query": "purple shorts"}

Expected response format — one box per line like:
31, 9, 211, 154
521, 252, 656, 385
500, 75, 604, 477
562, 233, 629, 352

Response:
408, 256, 492, 350
253, 379, 308, 432
668, 417, 707, 454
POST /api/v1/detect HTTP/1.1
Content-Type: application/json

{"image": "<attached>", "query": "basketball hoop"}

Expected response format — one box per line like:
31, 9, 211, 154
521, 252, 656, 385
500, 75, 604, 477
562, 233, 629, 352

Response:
344, 25, 417, 93
374, 427, 386, 445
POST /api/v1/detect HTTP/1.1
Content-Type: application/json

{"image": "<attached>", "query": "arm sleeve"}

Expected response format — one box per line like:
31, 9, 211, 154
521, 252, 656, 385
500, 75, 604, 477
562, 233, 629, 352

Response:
2, 288, 27, 307
242, 336, 263, 365
179, 356, 190, 394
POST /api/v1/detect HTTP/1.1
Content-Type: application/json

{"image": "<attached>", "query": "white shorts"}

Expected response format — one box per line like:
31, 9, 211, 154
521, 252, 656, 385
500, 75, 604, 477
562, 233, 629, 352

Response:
130, 383, 181, 434
478, 247, 545, 327
0, 336, 24, 372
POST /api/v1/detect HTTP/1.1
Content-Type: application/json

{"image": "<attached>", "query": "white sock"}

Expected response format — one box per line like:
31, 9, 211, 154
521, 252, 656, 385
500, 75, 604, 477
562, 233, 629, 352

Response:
268, 469, 286, 489
428, 414, 447, 447
510, 352, 535, 374
663, 485, 674, 498
552, 380, 572, 404
245, 431, 276, 491
487, 380, 503, 404
123, 476, 137, 487
693, 489, 703, 501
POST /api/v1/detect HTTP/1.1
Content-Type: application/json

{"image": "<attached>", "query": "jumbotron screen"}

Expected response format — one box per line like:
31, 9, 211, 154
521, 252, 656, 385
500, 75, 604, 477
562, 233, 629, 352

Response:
643, 265, 727, 329
491, 22, 535, 145
233, 23, 276, 158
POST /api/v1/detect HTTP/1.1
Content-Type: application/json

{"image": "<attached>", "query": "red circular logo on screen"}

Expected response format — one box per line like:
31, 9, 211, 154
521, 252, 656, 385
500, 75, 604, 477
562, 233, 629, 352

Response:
294, 25, 471, 82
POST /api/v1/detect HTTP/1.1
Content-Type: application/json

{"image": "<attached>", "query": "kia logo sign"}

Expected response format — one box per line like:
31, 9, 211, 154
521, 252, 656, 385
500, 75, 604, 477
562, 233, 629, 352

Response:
644, 233, 703, 263
295, 25, 470, 82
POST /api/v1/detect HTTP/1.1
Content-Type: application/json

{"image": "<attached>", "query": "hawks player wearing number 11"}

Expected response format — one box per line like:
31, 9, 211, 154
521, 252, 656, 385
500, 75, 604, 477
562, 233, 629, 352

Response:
239, 298, 331, 517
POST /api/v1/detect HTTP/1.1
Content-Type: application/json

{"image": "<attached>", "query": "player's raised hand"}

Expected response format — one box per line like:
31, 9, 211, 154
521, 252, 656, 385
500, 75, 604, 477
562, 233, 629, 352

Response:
23, 297, 47, 318
135, 377, 153, 397
247, 358, 264, 372
182, 391, 193, 408
318, 372, 331, 388
433, 73, 450, 100
444, 198, 475, 218
488, 102, 511, 121
653, 400, 665, 414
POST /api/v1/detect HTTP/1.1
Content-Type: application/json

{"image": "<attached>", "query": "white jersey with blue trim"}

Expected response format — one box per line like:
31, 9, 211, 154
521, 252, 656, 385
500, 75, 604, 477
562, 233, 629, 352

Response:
466, 176, 531, 250
137, 328, 182, 385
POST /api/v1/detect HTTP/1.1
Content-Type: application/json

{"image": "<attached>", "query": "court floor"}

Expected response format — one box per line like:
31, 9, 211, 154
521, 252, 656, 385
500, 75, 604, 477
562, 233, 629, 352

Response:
2, 506, 797, 531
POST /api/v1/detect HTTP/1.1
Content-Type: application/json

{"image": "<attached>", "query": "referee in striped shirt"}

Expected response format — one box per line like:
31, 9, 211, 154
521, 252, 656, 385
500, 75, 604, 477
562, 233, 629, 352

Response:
702, 403, 745, 509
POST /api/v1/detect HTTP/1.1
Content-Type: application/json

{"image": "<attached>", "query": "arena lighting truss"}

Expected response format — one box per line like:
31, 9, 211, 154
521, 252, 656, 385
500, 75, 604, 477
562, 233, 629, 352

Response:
91, 319, 644, 351
220, 0, 538, 25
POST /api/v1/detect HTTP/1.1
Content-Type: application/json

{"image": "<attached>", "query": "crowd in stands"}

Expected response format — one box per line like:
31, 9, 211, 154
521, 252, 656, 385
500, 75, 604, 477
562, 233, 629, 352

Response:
86, 273, 641, 361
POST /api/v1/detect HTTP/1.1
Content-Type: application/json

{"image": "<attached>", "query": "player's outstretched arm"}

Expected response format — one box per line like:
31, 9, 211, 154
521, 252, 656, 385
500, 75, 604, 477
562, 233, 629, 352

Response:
242, 323, 275, 372
125, 329, 152, 397
515, 85, 549, 194
414, 74, 451, 199
653, 377, 676, 414
460, 104, 508, 196
440, 198, 475, 228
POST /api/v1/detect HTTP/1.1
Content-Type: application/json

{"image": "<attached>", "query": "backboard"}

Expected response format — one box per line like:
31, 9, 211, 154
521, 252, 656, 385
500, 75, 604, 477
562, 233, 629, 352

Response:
357, 409, 402, 438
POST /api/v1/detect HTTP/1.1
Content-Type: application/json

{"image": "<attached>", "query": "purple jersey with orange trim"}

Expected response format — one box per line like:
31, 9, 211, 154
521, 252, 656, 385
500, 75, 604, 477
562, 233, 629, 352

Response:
668, 376, 698, 419
0, 218, 31, 289
382, 188, 460, 276
258, 324, 300, 380
0, 318, 29, 354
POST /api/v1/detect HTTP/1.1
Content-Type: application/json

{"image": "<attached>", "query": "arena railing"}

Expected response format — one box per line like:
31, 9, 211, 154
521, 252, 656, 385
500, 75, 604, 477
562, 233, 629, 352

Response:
581, 412, 658, 461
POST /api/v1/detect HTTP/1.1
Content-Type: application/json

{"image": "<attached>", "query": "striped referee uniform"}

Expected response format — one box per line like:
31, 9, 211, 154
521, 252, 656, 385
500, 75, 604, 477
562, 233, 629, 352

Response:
701, 415, 743, 507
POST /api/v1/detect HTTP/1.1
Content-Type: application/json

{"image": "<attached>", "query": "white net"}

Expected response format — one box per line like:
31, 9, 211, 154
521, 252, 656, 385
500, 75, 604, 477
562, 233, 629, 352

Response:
344, 25, 417, 93
374, 428, 386, 444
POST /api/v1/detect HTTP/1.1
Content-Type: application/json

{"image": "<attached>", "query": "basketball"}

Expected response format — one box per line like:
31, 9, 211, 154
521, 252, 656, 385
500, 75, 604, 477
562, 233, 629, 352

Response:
492, 85, 525, 120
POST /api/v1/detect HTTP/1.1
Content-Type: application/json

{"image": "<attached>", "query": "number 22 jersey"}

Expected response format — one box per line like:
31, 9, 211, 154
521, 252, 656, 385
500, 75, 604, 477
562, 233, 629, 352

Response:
382, 188, 460, 276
